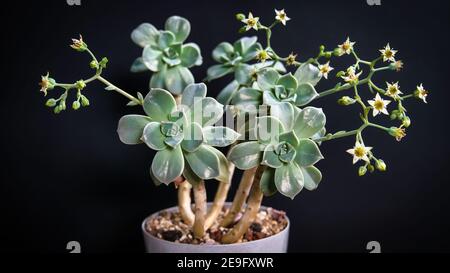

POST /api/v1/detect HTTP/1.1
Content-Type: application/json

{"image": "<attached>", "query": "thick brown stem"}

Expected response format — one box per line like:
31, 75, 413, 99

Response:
220, 166, 257, 227
193, 180, 207, 238
177, 181, 194, 226
221, 165, 266, 244
205, 162, 235, 229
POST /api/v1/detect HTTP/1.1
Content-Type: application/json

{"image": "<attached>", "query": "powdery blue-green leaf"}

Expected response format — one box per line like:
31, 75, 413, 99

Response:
262, 91, 281, 106
130, 57, 148, 73
295, 139, 324, 166
164, 133, 184, 148
254, 61, 286, 73
181, 122, 203, 152
279, 131, 299, 147
242, 42, 262, 62
277, 73, 298, 90
301, 166, 322, 191
131, 23, 159, 47
149, 167, 163, 186
260, 167, 277, 196
256, 116, 285, 144
203, 126, 240, 147
262, 146, 283, 168
295, 83, 319, 106
181, 83, 207, 107
212, 42, 234, 63
231, 88, 262, 110
294, 63, 322, 86
164, 66, 194, 95
270, 102, 295, 131
190, 97, 224, 127
207, 64, 233, 81
180, 43, 202, 68
257, 68, 280, 91
150, 67, 166, 89
228, 141, 263, 170
162, 56, 181, 67
158, 30, 176, 49
142, 122, 166, 150
294, 107, 326, 139
183, 160, 203, 185
151, 146, 184, 184
205, 146, 231, 183
275, 163, 304, 199
184, 145, 220, 180
142, 46, 163, 72
143, 88, 176, 121
117, 115, 151, 145
217, 80, 240, 105
233, 36, 258, 57
165, 16, 191, 43
235, 64, 253, 86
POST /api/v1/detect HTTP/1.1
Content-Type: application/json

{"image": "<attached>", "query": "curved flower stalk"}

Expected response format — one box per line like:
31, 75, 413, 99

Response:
130, 16, 203, 95
117, 84, 239, 237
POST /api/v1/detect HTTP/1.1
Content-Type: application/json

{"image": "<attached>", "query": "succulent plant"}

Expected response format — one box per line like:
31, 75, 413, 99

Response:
117, 83, 239, 185
130, 16, 202, 95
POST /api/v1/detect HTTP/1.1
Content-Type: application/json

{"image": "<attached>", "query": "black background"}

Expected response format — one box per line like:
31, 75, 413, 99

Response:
1, 0, 449, 253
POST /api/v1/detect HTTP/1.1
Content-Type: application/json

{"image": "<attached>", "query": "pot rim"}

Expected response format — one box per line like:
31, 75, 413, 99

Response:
141, 203, 290, 249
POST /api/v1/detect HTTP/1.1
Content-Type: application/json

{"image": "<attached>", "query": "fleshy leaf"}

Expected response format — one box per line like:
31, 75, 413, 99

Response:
130, 57, 148, 73
257, 68, 280, 91
142, 122, 166, 150
212, 42, 234, 63
207, 64, 233, 81
181, 122, 203, 152
164, 66, 194, 95
131, 23, 159, 47
301, 166, 322, 191
151, 146, 184, 184
203, 126, 240, 147
117, 115, 151, 145
235, 64, 253, 86
274, 163, 304, 199
260, 167, 277, 196
205, 146, 231, 183
183, 159, 203, 185
242, 42, 262, 62
228, 141, 262, 170
181, 83, 207, 107
294, 107, 326, 139
279, 131, 299, 147
158, 30, 176, 49
231, 88, 262, 109
233, 36, 257, 56
262, 146, 283, 168
277, 73, 298, 90
295, 139, 324, 166
262, 91, 281, 106
255, 116, 285, 144
295, 83, 319, 106
165, 16, 191, 43
142, 46, 163, 72
217, 80, 240, 105
190, 97, 224, 127
150, 67, 166, 89
184, 145, 220, 180
180, 43, 202, 68
143, 88, 176, 121
294, 63, 322, 86
270, 102, 295, 131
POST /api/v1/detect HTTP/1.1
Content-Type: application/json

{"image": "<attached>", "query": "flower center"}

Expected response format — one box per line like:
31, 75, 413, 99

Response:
354, 147, 366, 157
248, 18, 256, 26
385, 50, 393, 58
374, 100, 384, 110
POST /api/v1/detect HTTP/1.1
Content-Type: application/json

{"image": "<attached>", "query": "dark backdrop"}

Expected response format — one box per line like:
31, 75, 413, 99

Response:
1, 0, 449, 253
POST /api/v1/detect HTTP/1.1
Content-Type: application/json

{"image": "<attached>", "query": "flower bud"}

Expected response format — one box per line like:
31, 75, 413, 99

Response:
70, 35, 88, 52
324, 52, 332, 58
54, 106, 61, 114
358, 166, 367, 176
99, 57, 109, 68
338, 96, 356, 106
333, 48, 343, 56
390, 110, 400, 120
238, 26, 247, 34
72, 100, 81, 110
59, 100, 66, 111
336, 71, 345, 78
367, 164, 375, 173
319, 45, 325, 52
402, 116, 411, 128
76, 80, 86, 90
90, 60, 99, 69
80, 95, 90, 107
376, 160, 387, 172
235, 13, 246, 21
388, 127, 406, 142
45, 98, 57, 107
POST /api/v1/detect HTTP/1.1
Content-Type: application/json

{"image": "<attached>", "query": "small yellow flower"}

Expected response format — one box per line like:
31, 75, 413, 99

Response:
70, 34, 88, 52
415, 84, 428, 103
379, 43, 397, 62
338, 37, 355, 55
256, 49, 271, 62
393, 60, 403, 72
275, 9, 291, 25
385, 82, 403, 99
241, 12, 259, 31
318, 62, 334, 79
286, 52, 297, 66
368, 93, 391, 117
347, 141, 373, 164
341, 66, 362, 84
389, 127, 406, 142
39, 72, 55, 96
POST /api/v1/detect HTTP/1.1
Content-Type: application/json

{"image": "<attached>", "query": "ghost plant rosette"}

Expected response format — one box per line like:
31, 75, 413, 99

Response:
38, 9, 429, 247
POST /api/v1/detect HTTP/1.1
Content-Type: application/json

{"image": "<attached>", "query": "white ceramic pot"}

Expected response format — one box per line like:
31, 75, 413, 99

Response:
142, 203, 290, 253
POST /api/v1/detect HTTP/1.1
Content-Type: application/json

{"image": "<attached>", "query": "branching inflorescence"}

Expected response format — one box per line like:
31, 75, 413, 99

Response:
39, 9, 429, 244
